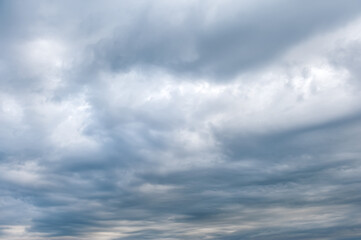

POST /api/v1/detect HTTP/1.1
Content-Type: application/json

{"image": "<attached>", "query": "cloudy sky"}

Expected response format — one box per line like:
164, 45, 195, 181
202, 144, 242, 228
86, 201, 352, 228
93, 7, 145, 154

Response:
1, 0, 361, 239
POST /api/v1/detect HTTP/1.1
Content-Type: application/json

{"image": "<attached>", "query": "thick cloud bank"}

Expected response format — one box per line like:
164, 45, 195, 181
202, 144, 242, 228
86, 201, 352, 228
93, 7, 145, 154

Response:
1, 1, 361, 239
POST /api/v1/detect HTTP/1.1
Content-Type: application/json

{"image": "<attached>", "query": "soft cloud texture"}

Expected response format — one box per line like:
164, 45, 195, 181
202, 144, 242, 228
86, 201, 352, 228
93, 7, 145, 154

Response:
1, 1, 361, 239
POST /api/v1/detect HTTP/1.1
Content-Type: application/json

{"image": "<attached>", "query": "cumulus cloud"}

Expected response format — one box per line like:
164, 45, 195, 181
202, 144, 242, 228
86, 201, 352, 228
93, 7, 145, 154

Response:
1, 0, 361, 239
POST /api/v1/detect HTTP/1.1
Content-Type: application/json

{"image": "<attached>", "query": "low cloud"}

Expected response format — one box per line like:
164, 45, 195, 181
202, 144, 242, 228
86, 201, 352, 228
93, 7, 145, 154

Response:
1, 1, 361, 239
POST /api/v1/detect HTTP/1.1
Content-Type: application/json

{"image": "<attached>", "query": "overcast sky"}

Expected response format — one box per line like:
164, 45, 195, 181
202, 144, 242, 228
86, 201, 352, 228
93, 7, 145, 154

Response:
1, 1, 361, 239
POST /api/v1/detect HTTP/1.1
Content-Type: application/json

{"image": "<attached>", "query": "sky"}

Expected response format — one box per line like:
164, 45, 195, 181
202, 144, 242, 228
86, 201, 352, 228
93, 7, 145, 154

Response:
1, 0, 361, 239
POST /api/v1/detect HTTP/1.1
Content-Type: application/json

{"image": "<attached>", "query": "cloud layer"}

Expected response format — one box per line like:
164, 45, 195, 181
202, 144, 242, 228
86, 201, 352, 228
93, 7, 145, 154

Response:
1, 1, 361, 239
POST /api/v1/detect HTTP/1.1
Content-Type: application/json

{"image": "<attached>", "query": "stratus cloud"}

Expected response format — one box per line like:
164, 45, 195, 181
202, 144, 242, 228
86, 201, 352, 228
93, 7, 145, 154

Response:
1, 1, 361, 240
81, 0, 361, 79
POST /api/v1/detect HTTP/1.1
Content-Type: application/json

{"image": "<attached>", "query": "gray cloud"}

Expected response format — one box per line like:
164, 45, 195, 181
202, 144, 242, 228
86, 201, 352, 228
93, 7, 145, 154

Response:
1, 0, 361, 239
86, 0, 361, 79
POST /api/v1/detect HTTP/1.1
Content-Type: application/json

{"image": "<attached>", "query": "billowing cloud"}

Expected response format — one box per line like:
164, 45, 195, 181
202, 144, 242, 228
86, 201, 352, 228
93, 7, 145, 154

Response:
1, 1, 361, 239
